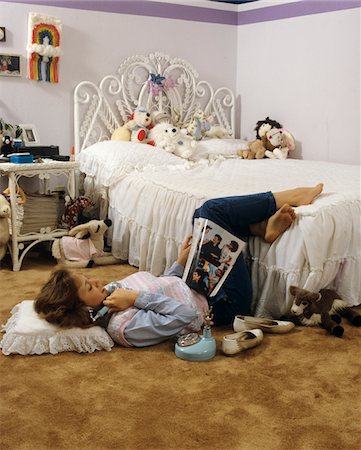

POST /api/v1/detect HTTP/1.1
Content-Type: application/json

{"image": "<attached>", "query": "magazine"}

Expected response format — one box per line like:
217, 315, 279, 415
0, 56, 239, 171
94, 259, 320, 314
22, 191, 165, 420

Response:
182, 218, 246, 298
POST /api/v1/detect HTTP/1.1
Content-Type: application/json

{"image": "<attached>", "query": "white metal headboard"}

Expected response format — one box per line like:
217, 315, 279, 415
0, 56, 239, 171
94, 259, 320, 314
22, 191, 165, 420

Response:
74, 52, 235, 155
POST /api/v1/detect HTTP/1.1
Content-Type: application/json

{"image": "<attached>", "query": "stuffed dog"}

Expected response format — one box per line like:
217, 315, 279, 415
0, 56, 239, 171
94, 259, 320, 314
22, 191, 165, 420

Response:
52, 219, 122, 268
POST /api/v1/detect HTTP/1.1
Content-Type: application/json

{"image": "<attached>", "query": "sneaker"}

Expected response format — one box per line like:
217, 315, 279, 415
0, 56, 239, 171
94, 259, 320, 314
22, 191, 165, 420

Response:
233, 315, 295, 334
222, 329, 263, 356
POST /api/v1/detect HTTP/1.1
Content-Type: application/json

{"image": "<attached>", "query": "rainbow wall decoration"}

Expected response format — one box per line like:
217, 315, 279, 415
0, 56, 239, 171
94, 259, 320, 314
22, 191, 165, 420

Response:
27, 13, 62, 83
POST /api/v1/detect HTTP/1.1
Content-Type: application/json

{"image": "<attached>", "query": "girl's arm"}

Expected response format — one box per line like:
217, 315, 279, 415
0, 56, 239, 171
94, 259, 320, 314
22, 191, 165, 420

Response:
124, 292, 198, 347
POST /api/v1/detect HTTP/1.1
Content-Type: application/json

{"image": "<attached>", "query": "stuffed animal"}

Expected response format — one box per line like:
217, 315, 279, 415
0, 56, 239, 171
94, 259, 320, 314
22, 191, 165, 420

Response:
111, 126, 131, 142
1, 135, 13, 156
0, 194, 10, 264
52, 219, 122, 268
238, 140, 266, 160
125, 107, 154, 144
264, 128, 295, 159
61, 196, 94, 229
2, 186, 27, 205
289, 285, 361, 337
186, 110, 228, 140
238, 117, 282, 160
149, 122, 196, 159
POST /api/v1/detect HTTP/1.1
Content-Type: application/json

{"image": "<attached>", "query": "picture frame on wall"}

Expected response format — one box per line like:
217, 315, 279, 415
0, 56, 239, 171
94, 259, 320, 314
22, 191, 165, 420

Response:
0, 27, 6, 42
19, 124, 40, 145
0, 54, 21, 77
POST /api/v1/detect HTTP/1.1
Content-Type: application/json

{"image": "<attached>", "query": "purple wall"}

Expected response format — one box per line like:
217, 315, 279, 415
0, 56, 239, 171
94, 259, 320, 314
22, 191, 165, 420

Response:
4, 0, 361, 25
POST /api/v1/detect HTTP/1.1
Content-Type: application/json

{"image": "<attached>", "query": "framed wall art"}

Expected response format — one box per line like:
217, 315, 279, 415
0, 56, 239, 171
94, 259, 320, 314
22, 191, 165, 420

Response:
0, 54, 21, 77
19, 124, 40, 145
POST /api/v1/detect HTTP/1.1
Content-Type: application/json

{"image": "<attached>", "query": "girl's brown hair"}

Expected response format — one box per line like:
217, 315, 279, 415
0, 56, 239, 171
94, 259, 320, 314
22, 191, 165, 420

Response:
35, 269, 93, 329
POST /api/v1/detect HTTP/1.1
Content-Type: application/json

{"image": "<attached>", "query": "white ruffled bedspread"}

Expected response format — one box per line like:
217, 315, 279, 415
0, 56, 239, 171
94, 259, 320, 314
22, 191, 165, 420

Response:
78, 143, 361, 318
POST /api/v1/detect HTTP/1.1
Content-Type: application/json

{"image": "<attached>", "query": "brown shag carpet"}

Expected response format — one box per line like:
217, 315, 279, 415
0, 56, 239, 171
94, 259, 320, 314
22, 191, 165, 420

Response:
0, 251, 360, 450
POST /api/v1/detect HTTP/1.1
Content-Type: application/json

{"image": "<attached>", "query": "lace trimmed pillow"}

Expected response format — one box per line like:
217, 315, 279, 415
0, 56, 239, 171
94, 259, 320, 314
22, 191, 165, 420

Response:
0, 300, 114, 355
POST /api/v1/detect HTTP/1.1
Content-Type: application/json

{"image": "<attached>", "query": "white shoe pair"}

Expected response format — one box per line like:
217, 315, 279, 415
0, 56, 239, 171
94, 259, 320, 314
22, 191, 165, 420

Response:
222, 315, 295, 356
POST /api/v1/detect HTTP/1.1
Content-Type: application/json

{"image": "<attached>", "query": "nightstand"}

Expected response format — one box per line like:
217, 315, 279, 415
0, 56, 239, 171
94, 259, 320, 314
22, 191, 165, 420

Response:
0, 161, 78, 271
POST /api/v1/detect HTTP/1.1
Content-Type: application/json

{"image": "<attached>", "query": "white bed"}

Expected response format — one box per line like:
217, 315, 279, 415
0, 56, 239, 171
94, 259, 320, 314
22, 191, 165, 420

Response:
74, 52, 361, 319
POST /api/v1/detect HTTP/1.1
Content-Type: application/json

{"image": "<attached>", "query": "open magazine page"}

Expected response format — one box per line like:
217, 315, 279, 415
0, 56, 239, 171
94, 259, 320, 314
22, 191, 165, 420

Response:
182, 218, 245, 298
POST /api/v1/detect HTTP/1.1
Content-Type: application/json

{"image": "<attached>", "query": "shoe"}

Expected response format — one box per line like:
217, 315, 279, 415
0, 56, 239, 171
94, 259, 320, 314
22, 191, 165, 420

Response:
233, 315, 295, 334
222, 329, 263, 356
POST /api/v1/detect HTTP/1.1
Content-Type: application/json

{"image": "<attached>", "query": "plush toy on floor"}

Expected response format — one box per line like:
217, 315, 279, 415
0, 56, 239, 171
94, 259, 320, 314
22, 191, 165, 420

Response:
149, 121, 196, 159
0, 194, 10, 264
289, 285, 361, 337
52, 219, 121, 268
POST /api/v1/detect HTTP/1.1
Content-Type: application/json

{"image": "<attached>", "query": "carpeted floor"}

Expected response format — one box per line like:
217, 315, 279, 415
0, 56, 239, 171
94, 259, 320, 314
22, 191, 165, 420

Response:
0, 251, 360, 450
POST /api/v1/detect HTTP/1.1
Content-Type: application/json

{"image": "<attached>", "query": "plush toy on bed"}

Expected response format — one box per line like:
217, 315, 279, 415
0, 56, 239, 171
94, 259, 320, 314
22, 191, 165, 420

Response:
186, 110, 228, 140
238, 117, 283, 160
52, 219, 121, 268
289, 285, 361, 337
149, 121, 197, 159
263, 128, 295, 159
0, 194, 10, 264
111, 107, 154, 144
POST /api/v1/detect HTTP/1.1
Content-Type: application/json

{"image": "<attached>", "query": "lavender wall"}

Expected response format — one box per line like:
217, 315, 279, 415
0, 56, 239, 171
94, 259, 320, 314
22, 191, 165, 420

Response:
0, 1, 360, 163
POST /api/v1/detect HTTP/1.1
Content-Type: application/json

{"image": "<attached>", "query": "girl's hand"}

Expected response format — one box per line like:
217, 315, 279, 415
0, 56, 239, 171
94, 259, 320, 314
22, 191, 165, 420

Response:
177, 235, 192, 266
103, 289, 139, 313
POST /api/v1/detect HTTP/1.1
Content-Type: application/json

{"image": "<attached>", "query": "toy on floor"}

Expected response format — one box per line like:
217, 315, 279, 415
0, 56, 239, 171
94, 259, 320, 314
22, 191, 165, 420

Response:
149, 121, 196, 159
289, 285, 361, 337
2, 186, 27, 205
0, 194, 10, 263
52, 219, 121, 268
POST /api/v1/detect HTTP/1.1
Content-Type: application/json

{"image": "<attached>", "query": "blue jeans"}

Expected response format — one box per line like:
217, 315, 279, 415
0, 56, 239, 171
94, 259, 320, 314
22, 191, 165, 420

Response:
193, 192, 277, 326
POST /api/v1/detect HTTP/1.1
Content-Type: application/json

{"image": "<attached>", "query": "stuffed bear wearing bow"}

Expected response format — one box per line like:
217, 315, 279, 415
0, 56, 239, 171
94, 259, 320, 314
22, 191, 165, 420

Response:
52, 219, 122, 268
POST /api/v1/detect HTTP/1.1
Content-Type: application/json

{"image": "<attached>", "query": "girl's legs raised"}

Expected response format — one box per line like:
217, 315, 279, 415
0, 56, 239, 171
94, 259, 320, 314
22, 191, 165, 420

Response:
273, 184, 323, 210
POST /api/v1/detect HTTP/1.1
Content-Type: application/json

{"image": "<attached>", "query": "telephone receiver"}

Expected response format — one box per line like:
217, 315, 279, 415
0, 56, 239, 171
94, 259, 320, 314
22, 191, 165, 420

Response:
175, 309, 216, 362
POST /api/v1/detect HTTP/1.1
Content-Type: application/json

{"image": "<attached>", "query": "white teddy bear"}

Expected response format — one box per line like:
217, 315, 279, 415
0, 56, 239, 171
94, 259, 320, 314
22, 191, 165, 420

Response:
149, 122, 196, 159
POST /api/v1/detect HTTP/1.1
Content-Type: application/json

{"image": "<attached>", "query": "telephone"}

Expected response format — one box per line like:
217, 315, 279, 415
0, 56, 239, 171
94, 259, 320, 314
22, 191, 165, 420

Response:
175, 309, 216, 362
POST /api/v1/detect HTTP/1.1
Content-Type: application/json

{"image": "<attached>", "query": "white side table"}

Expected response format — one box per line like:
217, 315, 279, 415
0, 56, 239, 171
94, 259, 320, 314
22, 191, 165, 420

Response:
0, 161, 78, 271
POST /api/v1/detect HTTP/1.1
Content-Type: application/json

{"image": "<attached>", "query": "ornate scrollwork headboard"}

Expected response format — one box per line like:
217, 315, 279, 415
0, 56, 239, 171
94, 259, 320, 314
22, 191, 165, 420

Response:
74, 52, 235, 155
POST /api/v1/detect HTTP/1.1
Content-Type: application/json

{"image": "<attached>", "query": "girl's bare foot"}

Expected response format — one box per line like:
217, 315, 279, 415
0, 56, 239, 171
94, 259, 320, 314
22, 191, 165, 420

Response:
264, 204, 296, 243
274, 183, 323, 209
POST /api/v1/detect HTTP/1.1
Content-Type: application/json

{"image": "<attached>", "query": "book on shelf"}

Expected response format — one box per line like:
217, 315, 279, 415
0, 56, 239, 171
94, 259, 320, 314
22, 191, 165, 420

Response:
182, 218, 246, 298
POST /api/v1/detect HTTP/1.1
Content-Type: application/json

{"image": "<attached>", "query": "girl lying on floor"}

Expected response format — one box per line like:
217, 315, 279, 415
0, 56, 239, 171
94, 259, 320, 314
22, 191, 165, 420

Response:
35, 184, 323, 347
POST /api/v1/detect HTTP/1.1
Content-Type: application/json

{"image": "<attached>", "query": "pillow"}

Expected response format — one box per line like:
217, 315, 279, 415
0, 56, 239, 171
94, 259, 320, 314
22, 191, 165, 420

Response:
78, 140, 187, 186
191, 138, 249, 161
0, 300, 114, 355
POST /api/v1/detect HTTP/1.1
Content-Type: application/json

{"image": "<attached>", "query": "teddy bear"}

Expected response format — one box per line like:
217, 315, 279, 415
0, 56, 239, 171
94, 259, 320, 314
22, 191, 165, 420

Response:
238, 117, 283, 160
52, 219, 122, 268
125, 107, 154, 144
264, 128, 295, 159
149, 122, 197, 159
289, 285, 361, 337
238, 140, 266, 160
0, 194, 10, 264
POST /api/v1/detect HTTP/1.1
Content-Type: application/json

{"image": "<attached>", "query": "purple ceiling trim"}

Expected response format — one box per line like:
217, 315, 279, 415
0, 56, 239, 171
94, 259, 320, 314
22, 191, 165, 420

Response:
236, 1, 361, 25
6, 1, 237, 25
5, 1, 361, 26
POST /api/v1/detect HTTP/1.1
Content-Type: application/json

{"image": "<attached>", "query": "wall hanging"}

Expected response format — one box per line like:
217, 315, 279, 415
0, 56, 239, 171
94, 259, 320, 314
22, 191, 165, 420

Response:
27, 12, 62, 83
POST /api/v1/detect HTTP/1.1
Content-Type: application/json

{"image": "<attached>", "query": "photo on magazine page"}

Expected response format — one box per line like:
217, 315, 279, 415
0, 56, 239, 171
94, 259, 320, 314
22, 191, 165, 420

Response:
182, 218, 245, 298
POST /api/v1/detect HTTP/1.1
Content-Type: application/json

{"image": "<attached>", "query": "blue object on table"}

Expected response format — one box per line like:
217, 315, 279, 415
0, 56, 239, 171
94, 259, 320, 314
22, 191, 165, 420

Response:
9, 153, 34, 164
